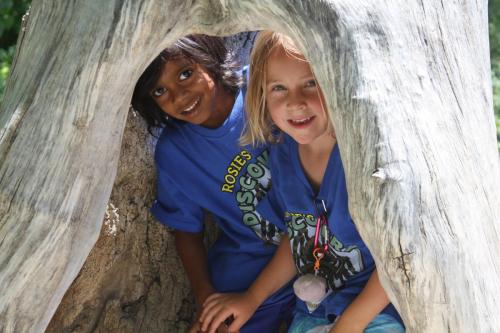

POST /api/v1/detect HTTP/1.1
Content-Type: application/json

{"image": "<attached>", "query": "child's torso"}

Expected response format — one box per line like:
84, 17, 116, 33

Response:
270, 135, 376, 317
154, 90, 293, 303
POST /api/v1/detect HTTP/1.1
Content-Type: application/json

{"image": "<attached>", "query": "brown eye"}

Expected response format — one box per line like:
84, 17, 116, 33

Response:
152, 87, 167, 97
179, 69, 193, 80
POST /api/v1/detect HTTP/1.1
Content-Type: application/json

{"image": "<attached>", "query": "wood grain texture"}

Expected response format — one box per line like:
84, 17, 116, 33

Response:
0, 0, 498, 332
43, 114, 197, 333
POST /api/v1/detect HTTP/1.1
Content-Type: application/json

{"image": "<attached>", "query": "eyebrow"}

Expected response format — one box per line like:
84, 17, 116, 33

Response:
162, 58, 191, 76
176, 59, 193, 69
299, 74, 315, 80
266, 75, 315, 84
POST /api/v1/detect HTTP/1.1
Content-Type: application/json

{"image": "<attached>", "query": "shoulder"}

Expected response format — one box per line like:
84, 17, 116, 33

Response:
155, 125, 179, 151
225, 86, 246, 129
269, 134, 293, 165
329, 144, 346, 181
153, 125, 189, 169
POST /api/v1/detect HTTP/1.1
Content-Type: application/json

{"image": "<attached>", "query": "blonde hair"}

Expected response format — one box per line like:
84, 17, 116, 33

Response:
240, 31, 304, 146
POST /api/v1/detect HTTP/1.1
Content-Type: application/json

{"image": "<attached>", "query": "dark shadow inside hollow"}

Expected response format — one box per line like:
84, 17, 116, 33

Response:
46, 31, 258, 333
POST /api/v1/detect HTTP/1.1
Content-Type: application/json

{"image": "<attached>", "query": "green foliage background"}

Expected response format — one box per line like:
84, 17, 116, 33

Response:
0, 0, 499, 147
490, 0, 500, 148
0, 0, 29, 97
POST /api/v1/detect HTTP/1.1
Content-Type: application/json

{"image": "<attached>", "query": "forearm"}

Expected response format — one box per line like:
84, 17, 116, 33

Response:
173, 230, 215, 306
198, 234, 296, 333
247, 235, 296, 305
332, 269, 390, 332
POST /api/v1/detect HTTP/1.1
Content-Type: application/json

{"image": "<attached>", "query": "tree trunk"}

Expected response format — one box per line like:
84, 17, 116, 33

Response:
0, 1, 498, 332
43, 114, 196, 333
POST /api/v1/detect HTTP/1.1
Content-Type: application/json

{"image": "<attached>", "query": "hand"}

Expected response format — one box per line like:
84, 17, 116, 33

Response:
199, 292, 260, 333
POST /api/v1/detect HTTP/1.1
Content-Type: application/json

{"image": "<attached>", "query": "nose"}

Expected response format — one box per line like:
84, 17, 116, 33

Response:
170, 86, 189, 104
286, 90, 306, 111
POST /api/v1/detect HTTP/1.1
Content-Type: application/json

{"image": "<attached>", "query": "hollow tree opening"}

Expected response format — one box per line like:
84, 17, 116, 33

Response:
0, 1, 498, 333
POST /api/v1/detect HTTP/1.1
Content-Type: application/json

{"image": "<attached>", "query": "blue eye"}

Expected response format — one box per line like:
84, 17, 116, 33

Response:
305, 80, 317, 88
271, 84, 286, 92
179, 69, 193, 80
152, 87, 167, 97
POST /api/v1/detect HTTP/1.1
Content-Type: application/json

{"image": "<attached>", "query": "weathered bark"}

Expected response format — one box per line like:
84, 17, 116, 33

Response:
43, 115, 195, 333
0, 1, 498, 333
45, 33, 254, 333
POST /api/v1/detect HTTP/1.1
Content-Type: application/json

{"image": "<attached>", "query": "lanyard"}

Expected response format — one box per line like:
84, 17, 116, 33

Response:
313, 198, 329, 274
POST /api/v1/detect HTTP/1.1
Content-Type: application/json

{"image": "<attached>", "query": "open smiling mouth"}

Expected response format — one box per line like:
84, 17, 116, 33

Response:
180, 97, 201, 116
288, 116, 315, 127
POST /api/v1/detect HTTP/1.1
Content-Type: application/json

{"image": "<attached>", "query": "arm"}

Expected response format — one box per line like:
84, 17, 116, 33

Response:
175, 230, 232, 333
173, 230, 215, 307
200, 235, 296, 333
329, 269, 390, 333
246, 234, 296, 308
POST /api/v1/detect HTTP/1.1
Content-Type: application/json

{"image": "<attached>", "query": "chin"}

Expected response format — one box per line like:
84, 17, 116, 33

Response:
291, 135, 315, 145
189, 114, 208, 125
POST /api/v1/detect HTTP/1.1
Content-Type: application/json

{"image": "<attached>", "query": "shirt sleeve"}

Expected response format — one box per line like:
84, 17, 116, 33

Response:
151, 167, 204, 233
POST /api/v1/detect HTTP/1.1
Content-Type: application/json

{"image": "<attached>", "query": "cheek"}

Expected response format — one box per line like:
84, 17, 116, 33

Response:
160, 107, 177, 118
198, 72, 216, 91
268, 110, 280, 124
308, 94, 326, 115
157, 101, 176, 117
266, 98, 282, 120
266, 95, 285, 112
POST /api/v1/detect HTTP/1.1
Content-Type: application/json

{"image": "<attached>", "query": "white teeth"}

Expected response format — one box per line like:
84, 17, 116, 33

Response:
182, 98, 199, 113
290, 116, 312, 124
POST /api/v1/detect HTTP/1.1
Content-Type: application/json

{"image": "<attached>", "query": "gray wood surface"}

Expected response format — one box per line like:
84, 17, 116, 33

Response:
0, 0, 499, 332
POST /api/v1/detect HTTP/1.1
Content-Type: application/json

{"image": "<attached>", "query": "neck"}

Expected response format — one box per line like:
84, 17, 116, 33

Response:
202, 86, 236, 129
299, 131, 336, 158
298, 132, 337, 193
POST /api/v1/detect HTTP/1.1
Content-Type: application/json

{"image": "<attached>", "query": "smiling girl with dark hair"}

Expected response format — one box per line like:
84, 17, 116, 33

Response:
131, 34, 295, 332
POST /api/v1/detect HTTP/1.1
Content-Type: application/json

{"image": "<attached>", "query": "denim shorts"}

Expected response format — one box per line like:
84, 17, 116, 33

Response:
288, 312, 405, 333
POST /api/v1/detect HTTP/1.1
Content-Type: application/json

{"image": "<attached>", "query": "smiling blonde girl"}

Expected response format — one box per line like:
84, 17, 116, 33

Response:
200, 31, 404, 333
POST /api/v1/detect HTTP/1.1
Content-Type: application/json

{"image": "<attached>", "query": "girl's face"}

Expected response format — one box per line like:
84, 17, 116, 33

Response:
151, 57, 228, 128
265, 47, 330, 146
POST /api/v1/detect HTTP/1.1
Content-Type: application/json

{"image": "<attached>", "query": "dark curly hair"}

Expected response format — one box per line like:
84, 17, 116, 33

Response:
131, 34, 243, 132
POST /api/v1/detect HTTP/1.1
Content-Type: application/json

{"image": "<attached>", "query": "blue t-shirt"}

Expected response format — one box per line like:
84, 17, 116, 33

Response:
150, 83, 292, 305
267, 134, 401, 321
